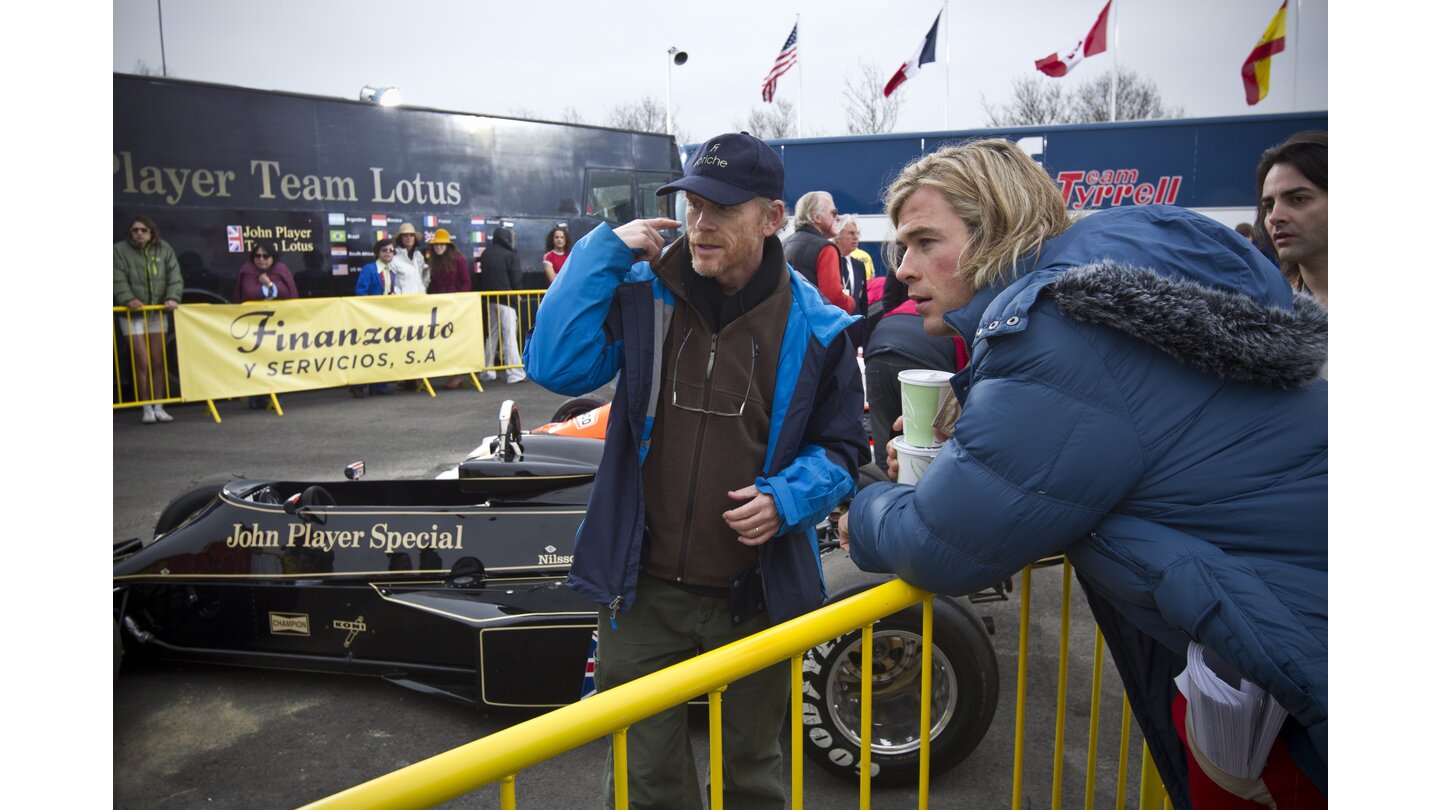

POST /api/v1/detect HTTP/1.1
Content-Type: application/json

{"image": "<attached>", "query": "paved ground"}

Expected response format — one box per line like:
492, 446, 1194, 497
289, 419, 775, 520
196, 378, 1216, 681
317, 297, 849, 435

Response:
113, 382, 1155, 808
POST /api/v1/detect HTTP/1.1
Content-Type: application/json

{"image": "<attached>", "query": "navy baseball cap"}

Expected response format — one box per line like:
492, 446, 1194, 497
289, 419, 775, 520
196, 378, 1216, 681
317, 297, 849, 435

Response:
656, 132, 785, 205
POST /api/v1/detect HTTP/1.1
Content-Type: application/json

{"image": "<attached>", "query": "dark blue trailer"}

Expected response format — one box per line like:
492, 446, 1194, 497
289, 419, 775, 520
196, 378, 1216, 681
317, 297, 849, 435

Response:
690, 112, 1326, 274
114, 74, 682, 302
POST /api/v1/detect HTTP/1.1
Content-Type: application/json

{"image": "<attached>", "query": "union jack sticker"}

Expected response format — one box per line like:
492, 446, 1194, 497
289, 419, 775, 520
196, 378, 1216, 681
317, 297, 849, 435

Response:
226, 225, 244, 253
581, 629, 598, 699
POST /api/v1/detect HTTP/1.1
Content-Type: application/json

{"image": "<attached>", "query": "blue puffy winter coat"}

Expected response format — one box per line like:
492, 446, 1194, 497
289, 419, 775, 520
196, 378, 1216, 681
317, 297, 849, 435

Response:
846, 206, 1327, 799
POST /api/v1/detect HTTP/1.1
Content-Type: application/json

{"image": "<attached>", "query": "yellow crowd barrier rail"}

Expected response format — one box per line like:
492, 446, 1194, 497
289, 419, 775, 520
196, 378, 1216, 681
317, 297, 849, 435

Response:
112, 290, 546, 422
302, 578, 936, 810
306, 556, 1179, 809
113, 304, 187, 408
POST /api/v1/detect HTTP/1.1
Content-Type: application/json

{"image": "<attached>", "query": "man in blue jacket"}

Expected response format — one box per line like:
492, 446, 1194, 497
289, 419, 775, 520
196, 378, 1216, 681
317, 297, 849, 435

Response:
524, 132, 866, 810
839, 140, 1327, 808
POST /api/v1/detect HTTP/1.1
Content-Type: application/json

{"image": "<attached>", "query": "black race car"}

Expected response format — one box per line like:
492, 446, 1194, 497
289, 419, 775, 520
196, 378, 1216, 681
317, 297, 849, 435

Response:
113, 399, 1001, 784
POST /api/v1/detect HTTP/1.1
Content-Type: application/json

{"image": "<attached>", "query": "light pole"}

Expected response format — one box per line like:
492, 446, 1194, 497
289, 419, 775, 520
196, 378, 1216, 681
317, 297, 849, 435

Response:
666, 47, 688, 136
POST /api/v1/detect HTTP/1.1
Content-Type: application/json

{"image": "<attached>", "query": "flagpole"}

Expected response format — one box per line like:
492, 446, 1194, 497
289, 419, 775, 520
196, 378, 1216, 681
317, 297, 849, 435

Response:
1109, 0, 1119, 121
795, 13, 803, 136
1291, 0, 1301, 109
944, 1, 951, 129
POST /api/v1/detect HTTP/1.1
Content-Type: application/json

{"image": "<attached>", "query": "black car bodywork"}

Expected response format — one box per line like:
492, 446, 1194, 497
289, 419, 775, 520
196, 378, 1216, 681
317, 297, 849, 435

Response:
114, 402, 1001, 783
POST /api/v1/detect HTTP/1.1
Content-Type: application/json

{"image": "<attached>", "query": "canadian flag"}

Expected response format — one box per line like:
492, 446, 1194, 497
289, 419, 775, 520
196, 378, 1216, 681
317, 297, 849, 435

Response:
1035, 1, 1111, 77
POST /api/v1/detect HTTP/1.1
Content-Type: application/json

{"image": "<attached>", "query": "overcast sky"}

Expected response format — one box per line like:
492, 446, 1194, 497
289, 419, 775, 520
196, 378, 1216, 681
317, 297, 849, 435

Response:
112, 0, 1327, 141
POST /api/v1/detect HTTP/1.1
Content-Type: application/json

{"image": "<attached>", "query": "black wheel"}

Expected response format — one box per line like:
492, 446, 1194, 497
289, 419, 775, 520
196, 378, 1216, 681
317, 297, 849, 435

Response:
113, 617, 124, 681
153, 484, 223, 537
550, 396, 607, 423
800, 595, 999, 785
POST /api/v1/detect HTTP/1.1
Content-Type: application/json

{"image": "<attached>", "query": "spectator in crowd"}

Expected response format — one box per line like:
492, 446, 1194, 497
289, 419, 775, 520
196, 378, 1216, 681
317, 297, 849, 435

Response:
391, 223, 429, 295
524, 131, 866, 810
839, 140, 1328, 808
784, 190, 854, 313
350, 238, 398, 397
426, 229, 473, 390
833, 217, 870, 347
864, 293, 967, 459
476, 226, 526, 384
233, 242, 298, 409
542, 226, 571, 285
114, 215, 183, 424
1257, 131, 1327, 309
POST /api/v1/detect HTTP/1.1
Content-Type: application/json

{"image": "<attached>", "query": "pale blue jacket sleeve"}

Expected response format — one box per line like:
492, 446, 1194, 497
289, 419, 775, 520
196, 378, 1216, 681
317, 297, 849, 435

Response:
523, 225, 636, 396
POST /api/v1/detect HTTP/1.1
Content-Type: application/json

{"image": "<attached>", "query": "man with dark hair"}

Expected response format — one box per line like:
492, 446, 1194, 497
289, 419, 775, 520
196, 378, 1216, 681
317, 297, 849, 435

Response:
1256, 131, 1327, 308
524, 132, 866, 809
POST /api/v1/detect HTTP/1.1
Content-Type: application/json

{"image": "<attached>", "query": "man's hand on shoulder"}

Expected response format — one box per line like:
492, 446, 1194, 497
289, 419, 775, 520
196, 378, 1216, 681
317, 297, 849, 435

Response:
613, 218, 682, 264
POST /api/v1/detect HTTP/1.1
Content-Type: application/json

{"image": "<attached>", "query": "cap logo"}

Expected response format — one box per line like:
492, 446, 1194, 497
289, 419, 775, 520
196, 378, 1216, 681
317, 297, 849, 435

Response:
695, 155, 729, 168
710, 144, 720, 152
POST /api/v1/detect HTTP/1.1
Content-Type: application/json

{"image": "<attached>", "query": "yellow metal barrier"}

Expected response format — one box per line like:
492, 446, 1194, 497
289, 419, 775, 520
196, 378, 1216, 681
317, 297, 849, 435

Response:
302, 578, 933, 810
309, 559, 1182, 809
475, 290, 542, 385
112, 291, 547, 420
113, 305, 183, 409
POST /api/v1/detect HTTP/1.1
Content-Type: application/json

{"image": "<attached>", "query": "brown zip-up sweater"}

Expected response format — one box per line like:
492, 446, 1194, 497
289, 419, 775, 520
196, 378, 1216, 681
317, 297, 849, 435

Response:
640, 235, 792, 590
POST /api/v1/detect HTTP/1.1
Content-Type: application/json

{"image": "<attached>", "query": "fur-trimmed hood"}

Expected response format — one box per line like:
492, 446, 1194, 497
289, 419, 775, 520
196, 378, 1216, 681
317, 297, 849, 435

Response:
1050, 263, 1327, 388
947, 205, 1327, 389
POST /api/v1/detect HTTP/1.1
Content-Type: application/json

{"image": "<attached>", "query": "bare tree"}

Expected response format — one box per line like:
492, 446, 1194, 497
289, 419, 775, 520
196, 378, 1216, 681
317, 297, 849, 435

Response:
982, 68, 1182, 126
733, 99, 798, 140
842, 62, 903, 135
132, 59, 159, 76
559, 106, 587, 125
982, 76, 1070, 126
606, 96, 668, 133
507, 105, 539, 119
1069, 68, 1184, 123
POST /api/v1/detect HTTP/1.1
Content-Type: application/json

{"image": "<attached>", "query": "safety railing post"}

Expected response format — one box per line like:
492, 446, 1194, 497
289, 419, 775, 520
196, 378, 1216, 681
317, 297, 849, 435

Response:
1011, 565, 1032, 810
859, 623, 873, 810
613, 727, 628, 810
499, 774, 516, 810
919, 595, 933, 809
1084, 628, 1105, 810
1050, 559, 1073, 809
790, 655, 804, 810
709, 687, 725, 810
1115, 695, 1133, 810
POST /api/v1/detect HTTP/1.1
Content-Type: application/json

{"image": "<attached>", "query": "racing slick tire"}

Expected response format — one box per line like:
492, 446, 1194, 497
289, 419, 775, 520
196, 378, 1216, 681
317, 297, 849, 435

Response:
153, 484, 223, 537
550, 396, 607, 423
114, 617, 124, 680
800, 594, 999, 785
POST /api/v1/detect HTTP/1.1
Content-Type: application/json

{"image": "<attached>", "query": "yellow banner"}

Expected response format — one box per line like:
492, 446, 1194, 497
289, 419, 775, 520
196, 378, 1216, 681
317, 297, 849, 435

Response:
175, 293, 485, 401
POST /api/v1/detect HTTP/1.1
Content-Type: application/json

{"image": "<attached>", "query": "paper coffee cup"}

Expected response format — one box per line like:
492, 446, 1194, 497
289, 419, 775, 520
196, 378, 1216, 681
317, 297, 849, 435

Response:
893, 437, 942, 485
898, 369, 952, 448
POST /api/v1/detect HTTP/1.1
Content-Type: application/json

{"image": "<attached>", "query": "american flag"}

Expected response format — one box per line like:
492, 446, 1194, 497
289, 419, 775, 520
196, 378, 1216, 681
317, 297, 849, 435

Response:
761, 23, 798, 103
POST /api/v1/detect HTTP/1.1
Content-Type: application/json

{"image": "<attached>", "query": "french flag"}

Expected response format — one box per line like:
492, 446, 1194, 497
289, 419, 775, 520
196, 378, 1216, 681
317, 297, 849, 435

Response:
423, 215, 439, 228
1035, 1, 1111, 78
884, 11, 941, 98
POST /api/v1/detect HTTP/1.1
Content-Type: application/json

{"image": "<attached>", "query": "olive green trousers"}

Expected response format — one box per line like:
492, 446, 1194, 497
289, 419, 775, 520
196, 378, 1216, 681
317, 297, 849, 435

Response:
597, 575, 789, 810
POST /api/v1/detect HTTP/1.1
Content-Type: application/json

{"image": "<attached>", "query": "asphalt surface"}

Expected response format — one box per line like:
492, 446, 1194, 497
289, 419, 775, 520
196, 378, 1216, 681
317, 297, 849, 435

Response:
114, 382, 1154, 808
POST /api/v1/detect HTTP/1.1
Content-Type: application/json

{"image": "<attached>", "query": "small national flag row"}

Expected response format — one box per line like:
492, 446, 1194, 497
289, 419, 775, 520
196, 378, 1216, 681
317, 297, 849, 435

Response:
763, 2, 1289, 108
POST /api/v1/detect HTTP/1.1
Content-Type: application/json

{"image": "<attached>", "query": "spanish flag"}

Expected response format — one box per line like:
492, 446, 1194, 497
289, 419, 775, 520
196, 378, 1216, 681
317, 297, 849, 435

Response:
1241, 0, 1287, 106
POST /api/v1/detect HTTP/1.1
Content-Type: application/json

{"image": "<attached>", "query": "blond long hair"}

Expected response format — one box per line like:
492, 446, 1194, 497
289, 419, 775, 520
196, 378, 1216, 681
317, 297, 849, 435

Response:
884, 139, 1070, 290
